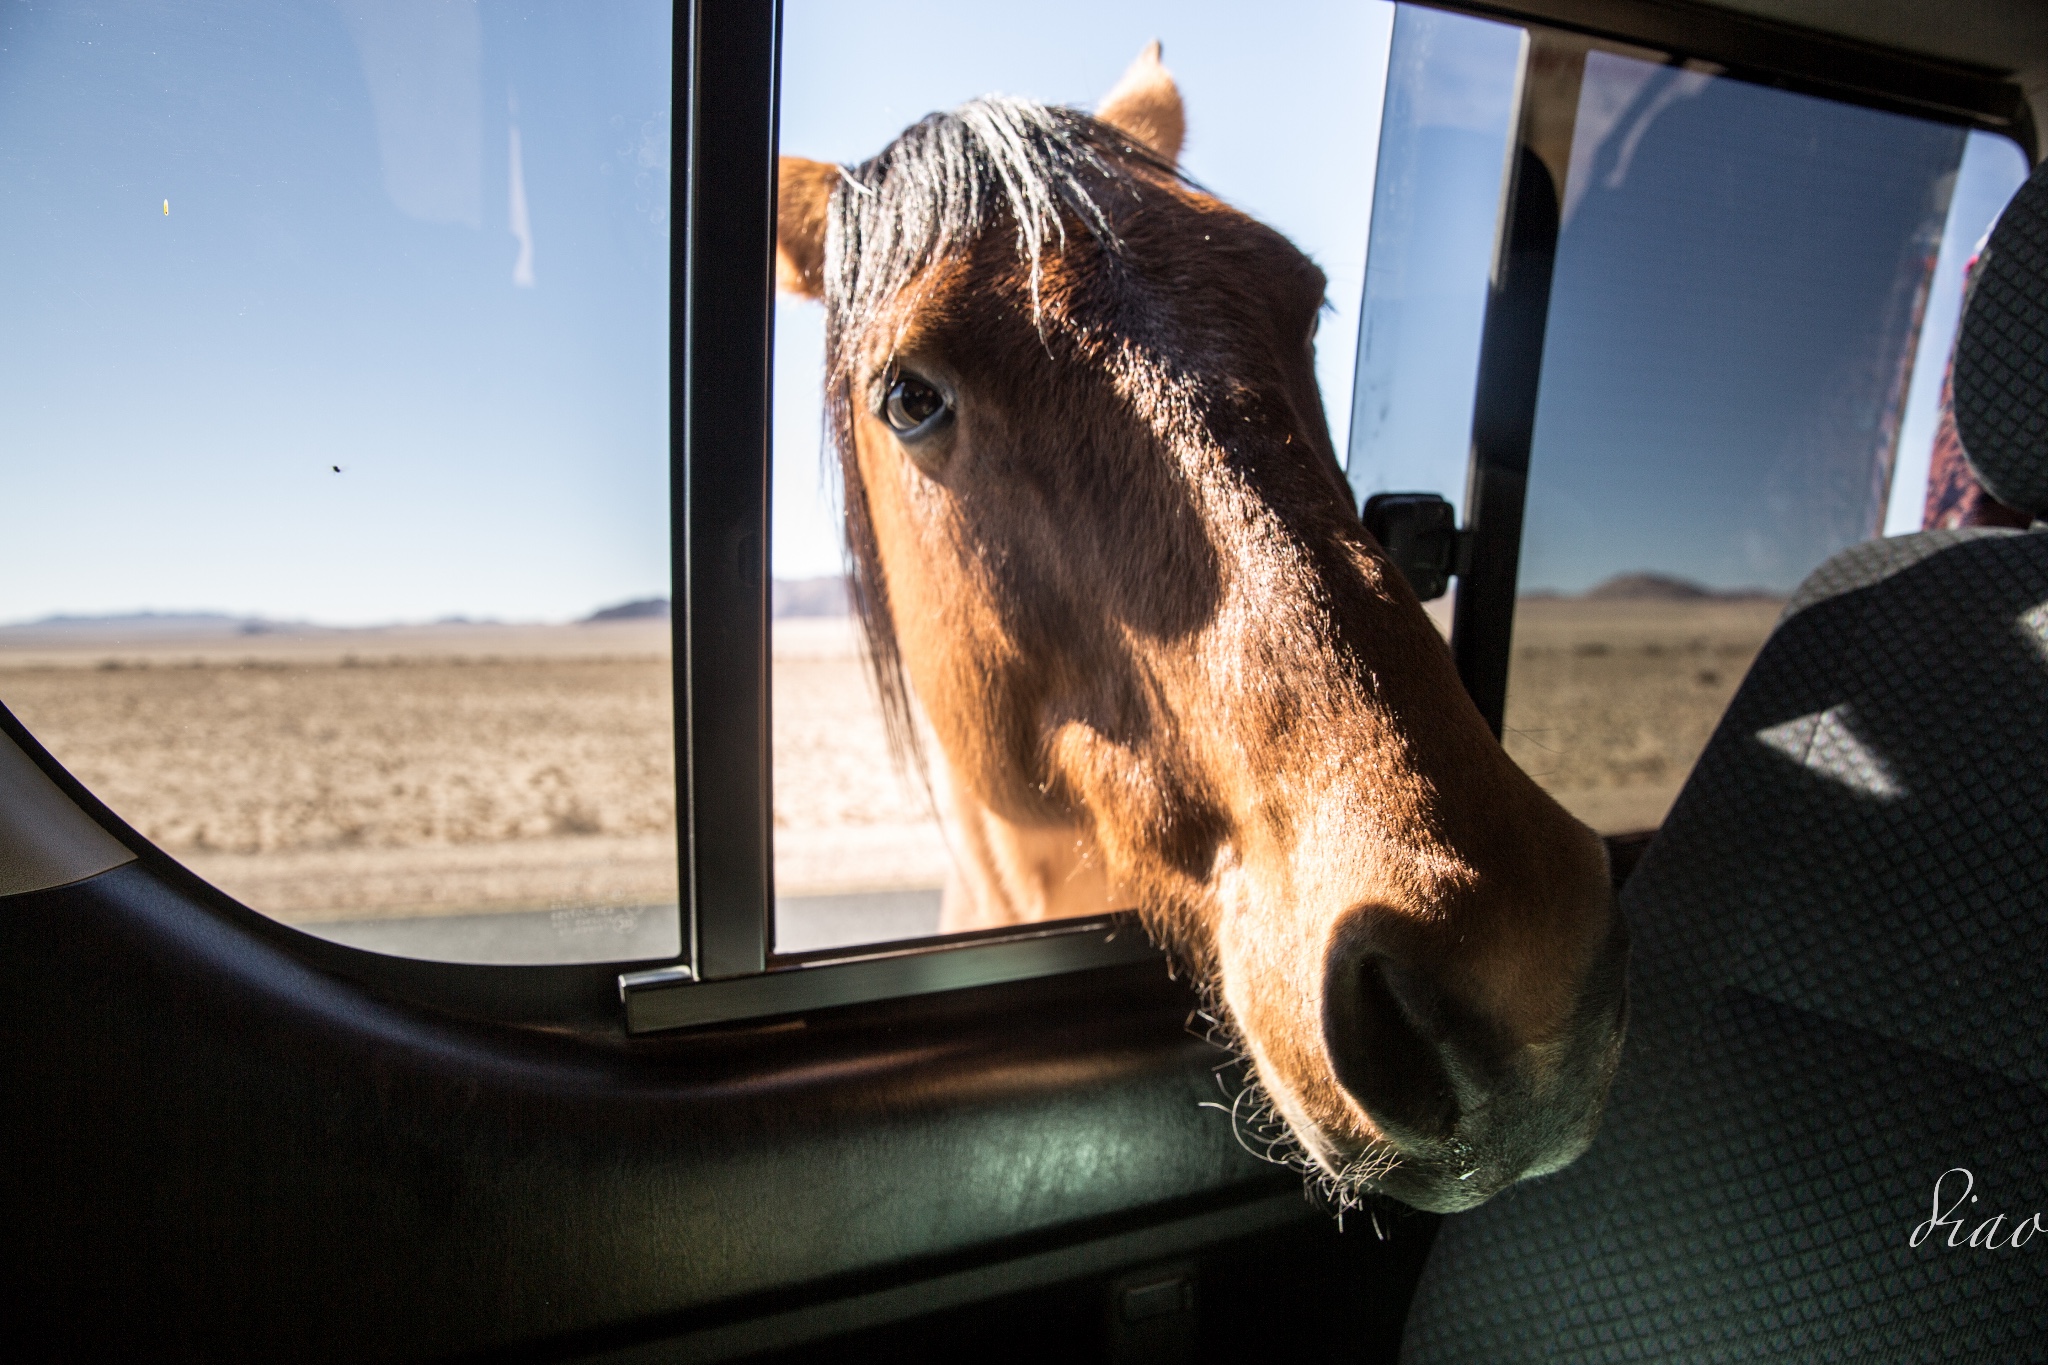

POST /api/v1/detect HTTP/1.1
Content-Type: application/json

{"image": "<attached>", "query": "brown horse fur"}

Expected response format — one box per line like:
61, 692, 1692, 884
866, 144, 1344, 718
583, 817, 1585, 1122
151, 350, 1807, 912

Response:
1095, 40, 1184, 165
775, 48, 1627, 1213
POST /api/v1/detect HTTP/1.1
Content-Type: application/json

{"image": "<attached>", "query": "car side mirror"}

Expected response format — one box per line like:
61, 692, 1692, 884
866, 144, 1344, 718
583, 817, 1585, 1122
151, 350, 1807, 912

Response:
1361, 492, 1469, 602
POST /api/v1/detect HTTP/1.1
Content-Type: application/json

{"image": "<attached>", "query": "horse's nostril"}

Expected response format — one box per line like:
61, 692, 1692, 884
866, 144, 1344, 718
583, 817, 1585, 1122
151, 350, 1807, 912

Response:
1324, 952, 1463, 1143
1313, 895, 1625, 1208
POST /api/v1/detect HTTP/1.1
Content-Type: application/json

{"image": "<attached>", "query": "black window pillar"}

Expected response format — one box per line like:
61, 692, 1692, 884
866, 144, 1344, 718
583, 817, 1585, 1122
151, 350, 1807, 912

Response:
1452, 31, 1586, 736
678, 0, 780, 980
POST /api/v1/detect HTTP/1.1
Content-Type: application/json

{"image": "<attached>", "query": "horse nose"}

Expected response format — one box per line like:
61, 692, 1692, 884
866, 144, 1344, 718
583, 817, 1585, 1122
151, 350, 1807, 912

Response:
1319, 897, 1630, 1200
1321, 938, 1503, 1148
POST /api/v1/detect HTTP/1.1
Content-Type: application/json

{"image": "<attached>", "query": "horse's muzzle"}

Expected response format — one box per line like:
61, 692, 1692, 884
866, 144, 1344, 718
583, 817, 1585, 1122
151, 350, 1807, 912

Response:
1319, 896, 1631, 1213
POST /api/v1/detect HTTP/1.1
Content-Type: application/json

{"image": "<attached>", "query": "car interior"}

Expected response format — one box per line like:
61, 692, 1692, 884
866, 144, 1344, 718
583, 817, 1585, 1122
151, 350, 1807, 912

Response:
4, 0, 2046, 1361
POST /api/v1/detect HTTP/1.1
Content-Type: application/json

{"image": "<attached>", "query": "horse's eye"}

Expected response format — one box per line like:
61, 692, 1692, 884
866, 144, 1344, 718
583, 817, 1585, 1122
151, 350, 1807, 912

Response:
883, 375, 950, 437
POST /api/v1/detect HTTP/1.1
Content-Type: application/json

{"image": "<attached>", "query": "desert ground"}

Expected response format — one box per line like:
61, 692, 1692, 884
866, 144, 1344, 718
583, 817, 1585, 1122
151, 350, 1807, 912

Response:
0, 614, 946, 930
1502, 596, 1782, 832
765, 617, 952, 898
0, 590, 1779, 951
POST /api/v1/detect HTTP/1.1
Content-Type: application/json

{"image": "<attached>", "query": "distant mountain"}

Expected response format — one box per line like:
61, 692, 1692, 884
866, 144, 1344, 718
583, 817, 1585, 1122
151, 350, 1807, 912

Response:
0, 611, 297, 635
773, 576, 850, 619
582, 597, 671, 623
1579, 573, 1779, 602
580, 582, 849, 623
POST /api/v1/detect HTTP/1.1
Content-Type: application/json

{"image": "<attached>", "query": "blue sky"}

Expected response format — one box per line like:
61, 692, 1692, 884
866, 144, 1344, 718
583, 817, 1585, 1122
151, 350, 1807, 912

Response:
1342, 5, 1521, 522
1512, 63, 2021, 595
2, 1, 2024, 622
771, 0, 1396, 579
0, 0, 672, 626
0, 0, 1395, 623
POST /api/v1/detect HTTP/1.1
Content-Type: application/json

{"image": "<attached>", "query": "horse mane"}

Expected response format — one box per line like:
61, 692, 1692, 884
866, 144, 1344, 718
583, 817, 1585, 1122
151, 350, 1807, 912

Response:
819, 97, 1180, 771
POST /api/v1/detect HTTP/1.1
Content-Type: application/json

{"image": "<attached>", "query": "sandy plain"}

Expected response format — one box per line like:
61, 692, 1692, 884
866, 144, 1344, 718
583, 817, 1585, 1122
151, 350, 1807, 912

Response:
0, 615, 945, 922
1502, 596, 1782, 832
0, 595, 1779, 925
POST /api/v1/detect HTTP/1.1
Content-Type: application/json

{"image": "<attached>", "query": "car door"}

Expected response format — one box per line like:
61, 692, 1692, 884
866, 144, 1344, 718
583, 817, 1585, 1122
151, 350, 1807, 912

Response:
1, 2, 2037, 1362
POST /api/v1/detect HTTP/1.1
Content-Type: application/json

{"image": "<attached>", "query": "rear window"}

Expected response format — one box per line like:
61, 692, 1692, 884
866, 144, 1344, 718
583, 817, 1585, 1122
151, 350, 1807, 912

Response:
1501, 60, 2026, 835
1343, 8, 2030, 838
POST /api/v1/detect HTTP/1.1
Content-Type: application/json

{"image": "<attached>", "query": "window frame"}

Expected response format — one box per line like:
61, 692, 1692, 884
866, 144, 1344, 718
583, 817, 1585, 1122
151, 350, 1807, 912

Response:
3, 0, 2024, 1034
628, 0, 1160, 1032
624, 0, 2038, 1034
1421, 11, 2036, 735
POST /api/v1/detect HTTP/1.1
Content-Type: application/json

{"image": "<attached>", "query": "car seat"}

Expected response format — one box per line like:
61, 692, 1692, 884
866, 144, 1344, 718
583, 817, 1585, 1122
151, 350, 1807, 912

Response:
1401, 152, 2048, 1361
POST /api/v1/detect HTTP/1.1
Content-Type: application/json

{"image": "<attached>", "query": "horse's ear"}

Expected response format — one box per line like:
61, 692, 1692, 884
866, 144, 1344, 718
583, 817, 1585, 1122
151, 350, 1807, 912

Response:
1095, 41, 1184, 167
776, 156, 837, 299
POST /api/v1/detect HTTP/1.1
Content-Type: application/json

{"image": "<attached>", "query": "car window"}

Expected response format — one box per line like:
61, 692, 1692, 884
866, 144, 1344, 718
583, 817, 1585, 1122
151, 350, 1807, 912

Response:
0, 0, 677, 964
1344, 5, 1524, 640
1501, 54, 2026, 835
8, 0, 2026, 996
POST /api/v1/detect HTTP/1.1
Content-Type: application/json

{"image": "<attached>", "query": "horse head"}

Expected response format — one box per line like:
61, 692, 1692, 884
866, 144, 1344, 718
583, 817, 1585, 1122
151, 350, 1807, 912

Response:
775, 45, 1626, 1214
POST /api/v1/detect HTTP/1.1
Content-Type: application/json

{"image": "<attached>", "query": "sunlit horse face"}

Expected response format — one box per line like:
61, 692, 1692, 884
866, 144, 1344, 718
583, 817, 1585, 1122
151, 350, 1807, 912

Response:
777, 47, 1627, 1213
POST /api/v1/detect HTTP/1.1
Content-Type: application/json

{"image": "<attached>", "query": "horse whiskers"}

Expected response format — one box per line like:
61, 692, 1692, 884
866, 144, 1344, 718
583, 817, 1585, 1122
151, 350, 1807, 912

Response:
1180, 970, 1405, 1221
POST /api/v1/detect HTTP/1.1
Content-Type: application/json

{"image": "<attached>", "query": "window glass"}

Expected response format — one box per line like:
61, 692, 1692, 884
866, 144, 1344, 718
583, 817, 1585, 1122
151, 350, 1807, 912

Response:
1345, 4, 1524, 639
1502, 51, 1970, 834
770, 0, 1395, 952
0, 0, 676, 964
1882, 130, 2033, 534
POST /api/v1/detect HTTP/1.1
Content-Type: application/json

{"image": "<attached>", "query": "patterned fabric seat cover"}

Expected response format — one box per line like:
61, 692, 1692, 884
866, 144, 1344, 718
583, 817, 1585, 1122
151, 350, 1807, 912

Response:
1401, 157, 2048, 1362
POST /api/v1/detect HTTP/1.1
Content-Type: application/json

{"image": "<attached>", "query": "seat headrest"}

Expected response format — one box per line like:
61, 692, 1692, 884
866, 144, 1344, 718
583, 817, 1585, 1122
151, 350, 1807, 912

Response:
1955, 155, 2048, 520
